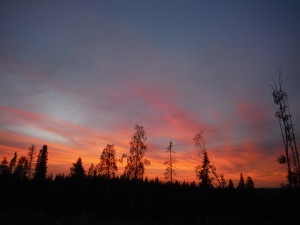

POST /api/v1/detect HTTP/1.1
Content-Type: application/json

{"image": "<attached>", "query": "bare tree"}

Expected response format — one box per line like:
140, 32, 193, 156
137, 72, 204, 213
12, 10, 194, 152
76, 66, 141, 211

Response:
270, 73, 300, 187
194, 132, 213, 188
164, 141, 176, 183
194, 132, 226, 188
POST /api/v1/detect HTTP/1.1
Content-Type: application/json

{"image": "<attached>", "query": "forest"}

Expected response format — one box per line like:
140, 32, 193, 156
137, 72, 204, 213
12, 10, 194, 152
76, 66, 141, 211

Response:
1, 124, 300, 225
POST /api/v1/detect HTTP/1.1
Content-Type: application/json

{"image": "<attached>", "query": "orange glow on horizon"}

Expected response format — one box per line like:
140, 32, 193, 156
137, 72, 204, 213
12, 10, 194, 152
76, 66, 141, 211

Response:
0, 103, 287, 188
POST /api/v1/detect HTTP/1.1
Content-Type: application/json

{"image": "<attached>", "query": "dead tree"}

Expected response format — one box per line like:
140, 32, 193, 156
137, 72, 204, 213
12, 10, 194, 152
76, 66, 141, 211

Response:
164, 141, 176, 183
194, 131, 226, 188
271, 73, 300, 187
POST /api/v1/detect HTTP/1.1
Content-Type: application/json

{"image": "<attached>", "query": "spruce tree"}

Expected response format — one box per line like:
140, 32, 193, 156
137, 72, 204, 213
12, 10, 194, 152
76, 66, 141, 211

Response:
9, 152, 17, 174
14, 156, 29, 179
194, 132, 213, 189
237, 172, 245, 189
70, 157, 85, 178
27, 144, 36, 179
34, 145, 48, 181
228, 178, 234, 189
246, 176, 255, 189
0, 157, 10, 178
196, 149, 213, 188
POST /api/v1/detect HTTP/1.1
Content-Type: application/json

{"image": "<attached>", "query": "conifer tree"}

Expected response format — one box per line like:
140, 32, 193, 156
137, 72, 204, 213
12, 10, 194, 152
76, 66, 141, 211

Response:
194, 132, 213, 189
27, 144, 36, 179
124, 124, 150, 180
98, 144, 118, 178
70, 157, 85, 178
196, 149, 213, 188
0, 157, 10, 178
228, 178, 234, 189
88, 163, 97, 177
246, 176, 255, 189
164, 141, 176, 183
14, 156, 29, 179
34, 145, 48, 181
237, 172, 245, 189
9, 152, 17, 174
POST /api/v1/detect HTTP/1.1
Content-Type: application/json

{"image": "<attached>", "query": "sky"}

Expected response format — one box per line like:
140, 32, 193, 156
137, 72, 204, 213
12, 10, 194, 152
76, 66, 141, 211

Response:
1, 0, 300, 187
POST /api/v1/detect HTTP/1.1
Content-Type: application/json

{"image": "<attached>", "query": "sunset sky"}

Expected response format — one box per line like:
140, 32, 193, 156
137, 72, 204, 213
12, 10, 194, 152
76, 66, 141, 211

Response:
1, 0, 300, 187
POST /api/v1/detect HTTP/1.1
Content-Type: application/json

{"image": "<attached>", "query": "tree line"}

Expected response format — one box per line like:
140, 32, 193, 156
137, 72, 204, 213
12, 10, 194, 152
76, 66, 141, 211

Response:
0, 124, 255, 189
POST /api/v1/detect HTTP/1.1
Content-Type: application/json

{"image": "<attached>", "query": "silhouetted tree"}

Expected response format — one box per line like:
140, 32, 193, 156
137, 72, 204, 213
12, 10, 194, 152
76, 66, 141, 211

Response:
14, 156, 28, 179
27, 144, 36, 179
219, 173, 227, 188
271, 74, 300, 187
246, 176, 255, 189
88, 163, 97, 177
237, 172, 245, 189
196, 149, 213, 188
228, 178, 234, 189
124, 124, 150, 180
0, 157, 10, 178
194, 132, 213, 189
54, 173, 65, 182
164, 141, 176, 183
98, 144, 118, 178
33, 145, 48, 181
70, 157, 85, 178
9, 152, 17, 174
47, 173, 53, 181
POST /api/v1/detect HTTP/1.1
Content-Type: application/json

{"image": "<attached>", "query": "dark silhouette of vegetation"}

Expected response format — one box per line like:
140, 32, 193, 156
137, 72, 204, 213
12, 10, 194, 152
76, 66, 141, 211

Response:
194, 131, 227, 189
219, 173, 227, 188
87, 163, 96, 177
33, 145, 48, 181
0, 126, 297, 225
164, 141, 176, 183
237, 172, 245, 189
228, 178, 234, 189
70, 157, 85, 178
124, 124, 150, 180
246, 176, 255, 189
271, 73, 300, 187
194, 132, 213, 188
9, 151, 17, 174
98, 144, 118, 178
0, 171, 298, 225
27, 144, 36, 179
14, 156, 28, 179
0, 157, 9, 178
196, 148, 213, 188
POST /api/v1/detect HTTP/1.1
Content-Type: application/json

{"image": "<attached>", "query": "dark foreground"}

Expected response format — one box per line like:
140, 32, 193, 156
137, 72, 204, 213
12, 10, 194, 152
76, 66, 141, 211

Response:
1, 177, 299, 225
